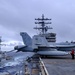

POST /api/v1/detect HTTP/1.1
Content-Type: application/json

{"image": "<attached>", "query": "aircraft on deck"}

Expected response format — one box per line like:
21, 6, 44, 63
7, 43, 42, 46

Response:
14, 15, 71, 56
14, 32, 69, 56
48, 42, 75, 51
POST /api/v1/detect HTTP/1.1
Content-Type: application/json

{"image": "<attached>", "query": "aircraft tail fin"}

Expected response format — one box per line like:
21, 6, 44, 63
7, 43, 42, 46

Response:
20, 32, 32, 46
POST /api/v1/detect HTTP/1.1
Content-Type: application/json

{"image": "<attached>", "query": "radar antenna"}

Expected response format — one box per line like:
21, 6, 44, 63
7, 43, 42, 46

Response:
34, 14, 52, 34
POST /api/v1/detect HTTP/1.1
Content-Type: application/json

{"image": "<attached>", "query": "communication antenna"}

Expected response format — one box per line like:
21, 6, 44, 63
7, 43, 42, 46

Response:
34, 14, 52, 34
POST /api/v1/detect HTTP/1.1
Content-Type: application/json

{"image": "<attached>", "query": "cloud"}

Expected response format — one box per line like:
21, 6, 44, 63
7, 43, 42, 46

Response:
0, 0, 75, 42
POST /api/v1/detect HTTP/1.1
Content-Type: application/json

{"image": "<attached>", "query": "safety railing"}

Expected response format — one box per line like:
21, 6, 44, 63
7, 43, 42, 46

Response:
39, 57, 49, 75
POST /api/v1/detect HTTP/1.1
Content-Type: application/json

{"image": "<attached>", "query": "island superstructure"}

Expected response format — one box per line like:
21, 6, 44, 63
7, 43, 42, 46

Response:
34, 14, 56, 42
34, 14, 75, 51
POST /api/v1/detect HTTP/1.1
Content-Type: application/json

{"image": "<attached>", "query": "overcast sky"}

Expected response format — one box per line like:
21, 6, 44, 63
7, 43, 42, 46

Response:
0, 0, 75, 43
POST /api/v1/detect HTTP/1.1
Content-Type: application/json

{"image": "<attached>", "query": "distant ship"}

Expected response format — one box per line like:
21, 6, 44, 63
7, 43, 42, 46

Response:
34, 14, 75, 51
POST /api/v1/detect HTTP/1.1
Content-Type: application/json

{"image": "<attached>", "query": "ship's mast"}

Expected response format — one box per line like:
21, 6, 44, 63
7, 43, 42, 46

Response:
34, 14, 52, 34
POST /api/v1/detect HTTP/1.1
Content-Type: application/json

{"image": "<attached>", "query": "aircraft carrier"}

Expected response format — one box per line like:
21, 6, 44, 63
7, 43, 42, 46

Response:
0, 47, 75, 75
0, 15, 75, 75
1, 52, 75, 75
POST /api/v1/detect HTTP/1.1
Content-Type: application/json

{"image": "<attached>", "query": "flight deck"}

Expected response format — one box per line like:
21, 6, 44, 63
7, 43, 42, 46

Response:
42, 55, 75, 75
1, 15, 75, 75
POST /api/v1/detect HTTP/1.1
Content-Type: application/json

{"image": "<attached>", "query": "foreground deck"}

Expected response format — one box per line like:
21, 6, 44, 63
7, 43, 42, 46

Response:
42, 55, 75, 75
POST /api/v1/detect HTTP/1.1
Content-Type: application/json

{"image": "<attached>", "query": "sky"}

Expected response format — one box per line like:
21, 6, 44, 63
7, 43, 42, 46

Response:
0, 0, 75, 43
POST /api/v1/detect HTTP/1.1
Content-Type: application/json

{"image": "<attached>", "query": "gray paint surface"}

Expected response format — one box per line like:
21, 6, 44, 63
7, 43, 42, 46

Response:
42, 55, 75, 75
